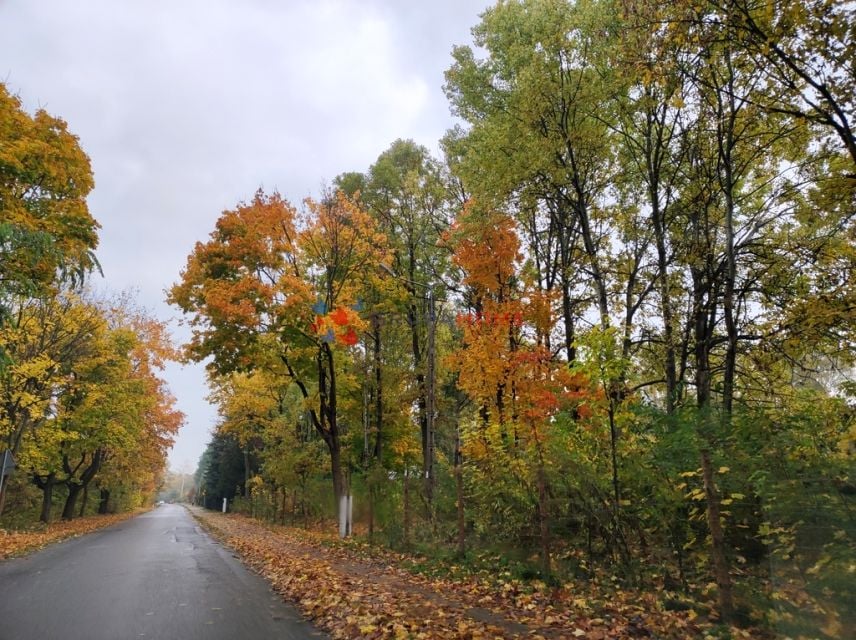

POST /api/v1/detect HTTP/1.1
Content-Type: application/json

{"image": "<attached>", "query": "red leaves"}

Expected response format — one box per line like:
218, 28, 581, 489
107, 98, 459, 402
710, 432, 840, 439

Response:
340, 327, 359, 346
309, 308, 361, 346
329, 307, 350, 326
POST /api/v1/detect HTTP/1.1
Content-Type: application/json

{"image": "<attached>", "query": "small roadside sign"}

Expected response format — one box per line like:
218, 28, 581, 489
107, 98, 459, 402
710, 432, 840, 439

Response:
0, 450, 14, 476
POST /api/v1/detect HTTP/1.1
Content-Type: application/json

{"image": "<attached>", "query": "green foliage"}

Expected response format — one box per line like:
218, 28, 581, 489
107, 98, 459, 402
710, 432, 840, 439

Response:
178, 2, 856, 635
0, 84, 99, 319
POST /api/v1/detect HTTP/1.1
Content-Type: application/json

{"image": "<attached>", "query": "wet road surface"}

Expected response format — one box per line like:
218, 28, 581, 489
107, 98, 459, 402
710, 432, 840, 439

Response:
0, 504, 325, 640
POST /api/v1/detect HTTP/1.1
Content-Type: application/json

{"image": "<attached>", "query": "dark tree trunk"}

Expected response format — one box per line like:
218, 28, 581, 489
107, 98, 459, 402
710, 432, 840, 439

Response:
98, 488, 110, 514
536, 458, 551, 577
455, 424, 466, 556
79, 484, 89, 517
62, 484, 83, 521
62, 450, 103, 521
35, 472, 57, 524
692, 266, 735, 622
329, 439, 344, 508
403, 468, 411, 548
651, 188, 677, 414
243, 449, 250, 497
373, 314, 383, 460
404, 269, 432, 508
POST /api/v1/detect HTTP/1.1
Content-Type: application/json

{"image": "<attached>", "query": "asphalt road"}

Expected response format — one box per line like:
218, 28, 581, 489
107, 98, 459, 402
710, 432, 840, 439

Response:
0, 504, 325, 640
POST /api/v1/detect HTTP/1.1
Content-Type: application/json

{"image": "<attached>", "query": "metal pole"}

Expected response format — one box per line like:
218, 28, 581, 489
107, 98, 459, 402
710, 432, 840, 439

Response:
0, 451, 9, 512
0, 453, 7, 495
425, 289, 435, 504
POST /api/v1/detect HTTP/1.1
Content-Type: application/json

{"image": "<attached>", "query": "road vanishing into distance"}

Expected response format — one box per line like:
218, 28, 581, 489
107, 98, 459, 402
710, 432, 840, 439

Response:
0, 504, 325, 640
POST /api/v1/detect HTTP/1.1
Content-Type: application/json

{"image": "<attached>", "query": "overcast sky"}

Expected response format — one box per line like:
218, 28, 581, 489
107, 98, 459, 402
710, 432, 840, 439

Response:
0, 0, 491, 472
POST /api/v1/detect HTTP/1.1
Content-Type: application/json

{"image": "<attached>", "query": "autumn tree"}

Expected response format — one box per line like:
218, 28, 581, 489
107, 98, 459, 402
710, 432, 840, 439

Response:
0, 293, 104, 516
442, 0, 855, 623
357, 140, 453, 505
444, 0, 625, 359
86, 305, 182, 516
0, 83, 99, 325
447, 203, 590, 574
171, 190, 389, 525
704, 0, 856, 173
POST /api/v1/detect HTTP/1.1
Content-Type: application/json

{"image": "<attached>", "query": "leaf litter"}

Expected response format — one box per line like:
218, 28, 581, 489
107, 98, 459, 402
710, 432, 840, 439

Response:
191, 508, 765, 639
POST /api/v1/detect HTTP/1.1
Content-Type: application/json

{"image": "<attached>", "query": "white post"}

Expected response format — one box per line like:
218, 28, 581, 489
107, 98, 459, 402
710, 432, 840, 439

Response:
347, 495, 353, 537
222, 497, 227, 513
338, 495, 347, 538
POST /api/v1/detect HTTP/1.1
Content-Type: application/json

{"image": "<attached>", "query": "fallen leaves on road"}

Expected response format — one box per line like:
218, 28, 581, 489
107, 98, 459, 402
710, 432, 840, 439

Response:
0, 512, 138, 560
191, 508, 765, 639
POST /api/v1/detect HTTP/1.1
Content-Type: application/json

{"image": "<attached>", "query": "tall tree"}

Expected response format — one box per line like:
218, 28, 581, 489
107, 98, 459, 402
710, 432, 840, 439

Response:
362, 140, 451, 504
0, 84, 99, 323
448, 202, 588, 574
170, 190, 389, 519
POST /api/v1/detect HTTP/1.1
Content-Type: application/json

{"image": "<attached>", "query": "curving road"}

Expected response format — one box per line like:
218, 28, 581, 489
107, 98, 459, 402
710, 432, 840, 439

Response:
0, 504, 325, 640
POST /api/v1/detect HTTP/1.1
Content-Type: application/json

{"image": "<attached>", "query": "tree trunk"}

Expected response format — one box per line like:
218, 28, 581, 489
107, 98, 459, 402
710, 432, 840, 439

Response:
560, 275, 576, 362
701, 446, 734, 621
650, 186, 677, 414
405, 279, 432, 509
403, 468, 411, 548
243, 449, 251, 497
36, 472, 57, 524
62, 449, 103, 521
720, 52, 739, 416
608, 400, 621, 521
537, 461, 551, 577
0, 476, 8, 516
62, 484, 83, 520
330, 439, 344, 508
373, 314, 383, 460
98, 488, 110, 514
424, 291, 436, 507
693, 268, 735, 621
455, 424, 466, 555
79, 484, 89, 517
368, 481, 375, 543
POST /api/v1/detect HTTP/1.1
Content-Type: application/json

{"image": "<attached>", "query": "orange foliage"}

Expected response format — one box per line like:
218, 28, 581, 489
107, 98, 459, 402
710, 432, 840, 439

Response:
447, 203, 521, 298
448, 203, 595, 442
169, 190, 310, 360
329, 307, 350, 326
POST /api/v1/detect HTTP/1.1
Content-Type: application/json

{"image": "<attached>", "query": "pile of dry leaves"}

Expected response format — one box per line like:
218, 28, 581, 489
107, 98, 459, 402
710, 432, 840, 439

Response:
0, 512, 137, 560
192, 509, 764, 639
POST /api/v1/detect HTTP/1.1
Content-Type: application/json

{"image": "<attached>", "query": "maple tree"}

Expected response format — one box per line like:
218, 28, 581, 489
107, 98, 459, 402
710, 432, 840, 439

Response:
0, 292, 103, 516
0, 83, 99, 325
171, 190, 389, 523
447, 203, 592, 575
